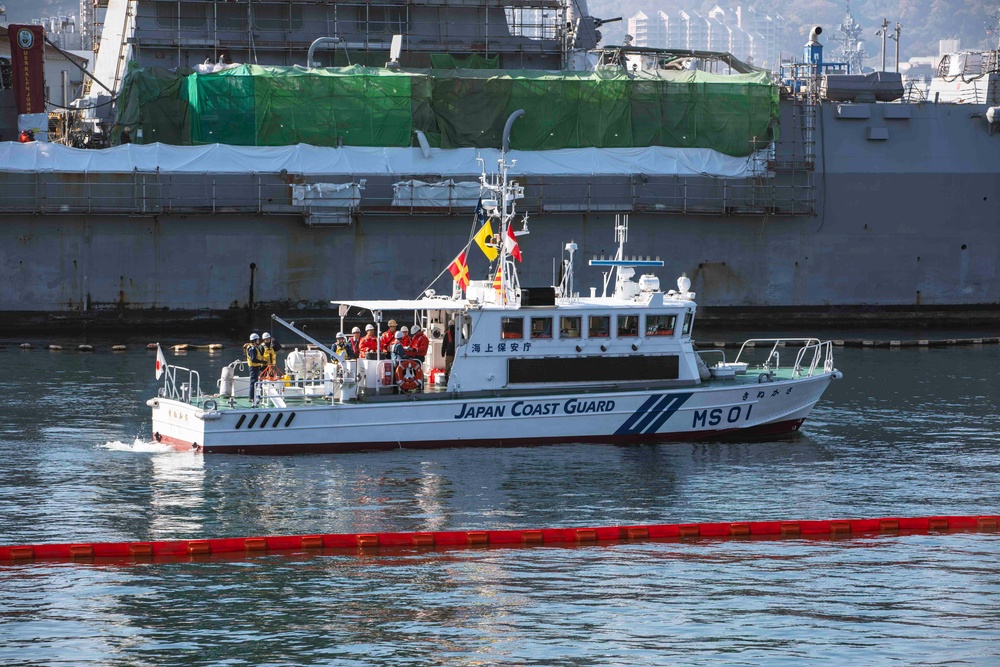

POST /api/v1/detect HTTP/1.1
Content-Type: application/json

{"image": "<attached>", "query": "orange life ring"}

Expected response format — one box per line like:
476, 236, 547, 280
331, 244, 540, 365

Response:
395, 359, 423, 393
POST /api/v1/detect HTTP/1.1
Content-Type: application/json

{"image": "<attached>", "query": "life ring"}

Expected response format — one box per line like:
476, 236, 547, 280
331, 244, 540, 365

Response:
758, 372, 773, 384
395, 359, 423, 393
203, 399, 218, 411
261, 365, 281, 381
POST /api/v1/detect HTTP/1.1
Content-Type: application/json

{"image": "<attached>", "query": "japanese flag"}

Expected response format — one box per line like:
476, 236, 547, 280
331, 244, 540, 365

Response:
155, 343, 167, 380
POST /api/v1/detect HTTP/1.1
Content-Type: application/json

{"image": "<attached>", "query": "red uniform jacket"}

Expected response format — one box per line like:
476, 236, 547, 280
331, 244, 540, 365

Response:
380, 330, 397, 354
407, 332, 429, 359
359, 334, 379, 357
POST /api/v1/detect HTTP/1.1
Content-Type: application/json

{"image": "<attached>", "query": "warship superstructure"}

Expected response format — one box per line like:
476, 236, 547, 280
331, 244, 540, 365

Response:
0, 0, 997, 331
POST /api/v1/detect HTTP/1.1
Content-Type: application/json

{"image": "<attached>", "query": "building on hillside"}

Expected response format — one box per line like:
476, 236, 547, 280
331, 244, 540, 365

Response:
626, 4, 782, 70
626, 11, 669, 49
32, 16, 85, 51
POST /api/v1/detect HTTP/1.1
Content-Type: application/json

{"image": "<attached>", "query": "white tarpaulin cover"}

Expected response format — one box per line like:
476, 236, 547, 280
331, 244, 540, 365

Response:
0, 142, 763, 178
392, 180, 481, 207
291, 182, 362, 209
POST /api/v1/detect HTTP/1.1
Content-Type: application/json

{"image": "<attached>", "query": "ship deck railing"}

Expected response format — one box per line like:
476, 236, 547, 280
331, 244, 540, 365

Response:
0, 169, 815, 218
159, 364, 204, 404
699, 338, 835, 383
732, 338, 835, 377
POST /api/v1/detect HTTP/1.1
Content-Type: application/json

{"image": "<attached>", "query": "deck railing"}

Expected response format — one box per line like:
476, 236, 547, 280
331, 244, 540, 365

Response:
160, 364, 203, 404
733, 338, 834, 377
0, 170, 815, 218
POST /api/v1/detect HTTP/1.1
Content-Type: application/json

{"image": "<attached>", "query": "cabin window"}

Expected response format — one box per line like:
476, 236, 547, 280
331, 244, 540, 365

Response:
646, 314, 676, 336
458, 314, 473, 346
560, 316, 581, 338
501, 317, 524, 339
617, 315, 639, 337
531, 317, 553, 339
682, 311, 694, 335
588, 315, 610, 338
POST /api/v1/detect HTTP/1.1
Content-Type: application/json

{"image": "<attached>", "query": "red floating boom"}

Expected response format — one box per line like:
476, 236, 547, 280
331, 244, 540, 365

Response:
1, 515, 996, 564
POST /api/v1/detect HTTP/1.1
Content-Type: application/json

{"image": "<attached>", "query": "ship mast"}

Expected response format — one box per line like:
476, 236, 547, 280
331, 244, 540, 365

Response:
832, 2, 867, 74
479, 113, 528, 308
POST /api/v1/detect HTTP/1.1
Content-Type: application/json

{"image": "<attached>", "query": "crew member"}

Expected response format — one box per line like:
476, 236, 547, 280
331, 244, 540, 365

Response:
391, 330, 407, 363
260, 332, 282, 366
120, 127, 132, 144
442, 319, 456, 374
399, 325, 410, 347
359, 324, 379, 359
406, 324, 429, 362
380, 319, 398, 355
333, 332, 354, 359
391, 330, 408, 394
347, 326, 363, 359
244, 332, 266, 403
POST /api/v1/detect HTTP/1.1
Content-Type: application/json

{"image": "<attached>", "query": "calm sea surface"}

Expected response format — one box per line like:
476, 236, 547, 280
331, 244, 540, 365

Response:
1, 340, 998, 665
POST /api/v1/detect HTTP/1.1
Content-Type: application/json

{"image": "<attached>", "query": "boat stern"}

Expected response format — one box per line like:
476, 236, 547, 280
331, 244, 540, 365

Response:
148, 396, 213, 451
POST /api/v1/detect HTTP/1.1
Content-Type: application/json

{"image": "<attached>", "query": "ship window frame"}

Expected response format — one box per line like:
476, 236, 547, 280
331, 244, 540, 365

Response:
501, 317, 524, 339
646, 314, 676, 336
682, 311, 694, 335
588, 315, 611, 339
530, 317, 553, 339
559, 316, 581, 339
616, 314, 639, 338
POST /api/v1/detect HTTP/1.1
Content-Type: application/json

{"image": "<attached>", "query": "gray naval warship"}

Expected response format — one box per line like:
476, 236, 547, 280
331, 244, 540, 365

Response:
1, 0, 998, 332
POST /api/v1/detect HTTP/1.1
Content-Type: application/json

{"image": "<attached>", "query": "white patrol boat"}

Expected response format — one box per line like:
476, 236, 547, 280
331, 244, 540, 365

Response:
148, 149, 843, 454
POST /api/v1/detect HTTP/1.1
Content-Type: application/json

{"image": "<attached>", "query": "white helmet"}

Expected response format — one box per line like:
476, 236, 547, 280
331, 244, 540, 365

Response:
262, 332, 271, 340
400, 325, 409, 333
249, 333, 260, 341
410, 325, 421, 334
395, 331, 404, 339
336, 332, 347, 339
352, 327, 361, 334
365, 324, 375, 331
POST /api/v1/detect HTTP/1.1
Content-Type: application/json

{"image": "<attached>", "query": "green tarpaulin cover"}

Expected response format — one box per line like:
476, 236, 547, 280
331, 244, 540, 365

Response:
115, 63, 778, 157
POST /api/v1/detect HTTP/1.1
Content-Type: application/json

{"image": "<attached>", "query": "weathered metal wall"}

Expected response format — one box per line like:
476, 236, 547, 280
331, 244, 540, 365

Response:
1, 100, 998, 330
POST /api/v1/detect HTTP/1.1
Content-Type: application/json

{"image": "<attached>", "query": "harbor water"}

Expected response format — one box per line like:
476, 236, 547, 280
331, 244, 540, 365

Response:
0, 341, 998, 665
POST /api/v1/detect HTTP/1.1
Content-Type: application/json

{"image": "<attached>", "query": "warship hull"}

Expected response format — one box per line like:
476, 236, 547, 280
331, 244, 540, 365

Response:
1, 102, 997, 332
1, 0, 997, 331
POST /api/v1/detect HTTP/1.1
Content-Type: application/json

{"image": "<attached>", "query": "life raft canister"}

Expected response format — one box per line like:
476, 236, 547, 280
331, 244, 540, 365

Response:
379, 360, 394, 386
395, 359, 423, 393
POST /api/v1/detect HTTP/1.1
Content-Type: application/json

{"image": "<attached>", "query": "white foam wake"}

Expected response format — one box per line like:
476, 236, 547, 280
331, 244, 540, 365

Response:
101, 438, 174, 453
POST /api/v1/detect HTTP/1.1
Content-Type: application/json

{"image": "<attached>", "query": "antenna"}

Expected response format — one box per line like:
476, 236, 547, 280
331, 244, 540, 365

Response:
589, 214, 663, 298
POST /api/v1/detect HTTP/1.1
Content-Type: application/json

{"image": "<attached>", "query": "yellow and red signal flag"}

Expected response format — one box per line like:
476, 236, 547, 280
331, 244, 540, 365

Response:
492, 263, 503, 293
448, 251, 471, 289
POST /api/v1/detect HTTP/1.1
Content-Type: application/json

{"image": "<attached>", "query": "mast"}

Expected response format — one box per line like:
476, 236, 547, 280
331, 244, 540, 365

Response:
478, 138, 527, 308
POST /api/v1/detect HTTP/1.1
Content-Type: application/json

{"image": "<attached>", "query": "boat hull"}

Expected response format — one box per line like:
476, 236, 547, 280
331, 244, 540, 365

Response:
150, 373, 837, 454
